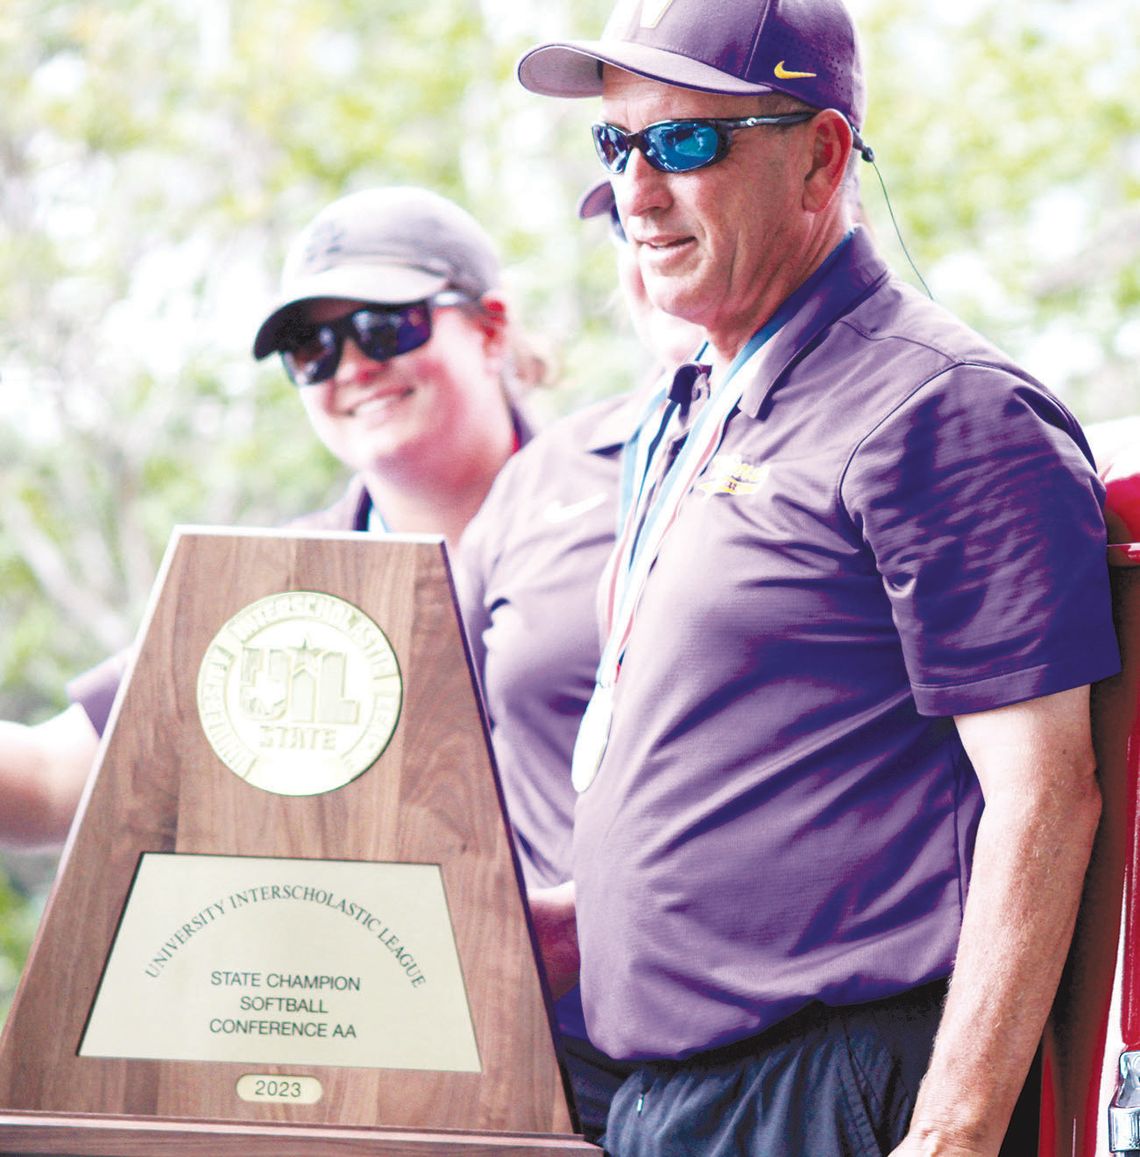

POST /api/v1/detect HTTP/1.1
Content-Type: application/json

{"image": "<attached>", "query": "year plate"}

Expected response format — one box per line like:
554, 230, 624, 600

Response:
236, 1074, 323, 1104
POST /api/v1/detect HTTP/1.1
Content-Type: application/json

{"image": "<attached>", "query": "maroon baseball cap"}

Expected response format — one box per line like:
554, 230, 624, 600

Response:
517, 0, 866, 131
577, 180, 615, 220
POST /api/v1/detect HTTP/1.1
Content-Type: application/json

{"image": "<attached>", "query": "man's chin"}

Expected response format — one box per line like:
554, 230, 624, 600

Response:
645, 285, 705, 333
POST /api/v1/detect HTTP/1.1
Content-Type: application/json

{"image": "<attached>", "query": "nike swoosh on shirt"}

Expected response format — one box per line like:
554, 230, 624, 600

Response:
542, 493, 608, 524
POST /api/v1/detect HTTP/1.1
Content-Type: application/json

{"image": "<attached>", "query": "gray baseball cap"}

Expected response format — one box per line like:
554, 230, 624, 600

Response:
517, 0, 866, 132
253, 186, 501, 359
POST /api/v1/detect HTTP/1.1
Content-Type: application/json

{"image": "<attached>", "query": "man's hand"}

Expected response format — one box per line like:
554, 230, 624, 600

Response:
526, 880, 579, 1000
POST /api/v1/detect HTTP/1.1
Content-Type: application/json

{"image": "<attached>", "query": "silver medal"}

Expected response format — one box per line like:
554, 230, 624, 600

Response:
571, 684, 614, 793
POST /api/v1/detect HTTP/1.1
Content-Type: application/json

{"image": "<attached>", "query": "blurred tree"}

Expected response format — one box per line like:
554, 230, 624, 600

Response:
0, 0, 1136, 1014
853, 0, 1140, 421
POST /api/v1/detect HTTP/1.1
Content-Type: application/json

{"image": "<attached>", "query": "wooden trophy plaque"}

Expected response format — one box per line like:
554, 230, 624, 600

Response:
0, 527, 597, 1155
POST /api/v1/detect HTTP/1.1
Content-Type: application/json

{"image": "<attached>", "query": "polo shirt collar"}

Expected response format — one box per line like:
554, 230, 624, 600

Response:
738, 227, 890, 419
349, 477, 374, 531
508, 395, 537, 450
584, 381, 668, 455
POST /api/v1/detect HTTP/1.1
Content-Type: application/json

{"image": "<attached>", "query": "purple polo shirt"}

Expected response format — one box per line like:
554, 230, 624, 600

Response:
457, 394, 639, 1043
457, 394, 639, 890
573, 227, 1120, 1061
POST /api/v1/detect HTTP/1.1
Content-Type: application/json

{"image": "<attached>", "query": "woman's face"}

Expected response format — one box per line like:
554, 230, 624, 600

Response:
293, 296, 517, 487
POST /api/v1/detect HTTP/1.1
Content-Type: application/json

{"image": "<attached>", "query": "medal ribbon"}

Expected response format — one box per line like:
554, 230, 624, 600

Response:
598, 332, 766, 682
571, 248, 848, 793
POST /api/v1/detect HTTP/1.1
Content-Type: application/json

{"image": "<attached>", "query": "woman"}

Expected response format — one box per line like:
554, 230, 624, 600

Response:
0, 185, 535, 846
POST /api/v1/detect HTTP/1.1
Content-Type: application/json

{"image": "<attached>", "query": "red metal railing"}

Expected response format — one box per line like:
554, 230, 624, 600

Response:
1040, 543, 1140, 1155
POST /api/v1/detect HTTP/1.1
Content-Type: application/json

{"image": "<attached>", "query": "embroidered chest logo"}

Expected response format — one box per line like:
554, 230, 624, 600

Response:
696, 453, 771, 497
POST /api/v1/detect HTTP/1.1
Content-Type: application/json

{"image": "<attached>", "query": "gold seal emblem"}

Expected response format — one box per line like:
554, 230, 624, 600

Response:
196, 591, 402, 796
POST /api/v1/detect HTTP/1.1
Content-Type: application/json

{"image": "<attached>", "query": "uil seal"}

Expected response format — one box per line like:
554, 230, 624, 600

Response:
196, 591, 402, 796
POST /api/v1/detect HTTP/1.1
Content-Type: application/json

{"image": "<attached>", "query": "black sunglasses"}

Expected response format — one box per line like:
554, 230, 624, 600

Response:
592, 112, 815, 175
277, 291, 472, 386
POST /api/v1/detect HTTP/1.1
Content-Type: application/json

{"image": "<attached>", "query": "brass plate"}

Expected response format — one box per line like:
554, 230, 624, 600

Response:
197, 591, 402, 796
236, 1074, 323, 1104
80, 854, 480, 1072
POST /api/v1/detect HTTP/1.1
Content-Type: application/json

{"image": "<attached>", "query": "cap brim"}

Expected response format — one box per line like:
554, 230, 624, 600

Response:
517, 39, 777, 98
251, 263, 448, 358
577, 181, 614, 220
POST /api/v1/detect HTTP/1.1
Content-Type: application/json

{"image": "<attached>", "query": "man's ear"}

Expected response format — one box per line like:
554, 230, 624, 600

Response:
803, 109, 853, 214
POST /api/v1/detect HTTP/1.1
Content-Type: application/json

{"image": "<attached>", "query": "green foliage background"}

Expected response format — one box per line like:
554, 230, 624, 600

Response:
0, 0, 1137, 1015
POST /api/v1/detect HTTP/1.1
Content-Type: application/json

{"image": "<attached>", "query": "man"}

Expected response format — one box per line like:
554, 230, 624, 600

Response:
0, 185, 532, 847
517, 2, 1119, 1153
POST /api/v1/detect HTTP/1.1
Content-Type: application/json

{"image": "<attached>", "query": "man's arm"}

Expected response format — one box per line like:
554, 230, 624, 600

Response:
0, 704, 99, 848
892, 685, 1101, 1156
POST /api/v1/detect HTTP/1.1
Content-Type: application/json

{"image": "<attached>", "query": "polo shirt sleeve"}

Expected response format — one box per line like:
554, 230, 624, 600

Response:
66, 649, 130, 737
842, 363, 1120, 717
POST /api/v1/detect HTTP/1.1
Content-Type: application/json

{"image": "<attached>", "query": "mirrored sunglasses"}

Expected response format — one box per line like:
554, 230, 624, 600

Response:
277, 291, 472, 386
591, 112, 814, 175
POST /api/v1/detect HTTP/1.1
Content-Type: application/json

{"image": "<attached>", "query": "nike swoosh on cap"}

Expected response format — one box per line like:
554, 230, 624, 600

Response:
774, 61, 817, 79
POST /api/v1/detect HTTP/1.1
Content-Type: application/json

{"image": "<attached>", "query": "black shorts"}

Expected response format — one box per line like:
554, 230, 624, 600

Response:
561, 1031, 639, 1144
601, 982, 947, 1157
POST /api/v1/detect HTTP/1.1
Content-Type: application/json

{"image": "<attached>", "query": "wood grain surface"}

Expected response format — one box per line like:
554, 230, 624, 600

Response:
0, 529, 591, 1152
0, 1110, 598, 1155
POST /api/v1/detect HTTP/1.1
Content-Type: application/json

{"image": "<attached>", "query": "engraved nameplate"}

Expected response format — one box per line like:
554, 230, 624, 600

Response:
80, 853, 480, 1072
